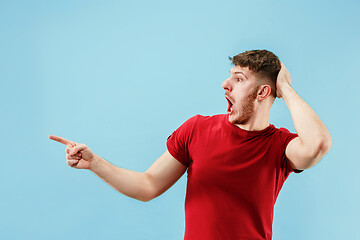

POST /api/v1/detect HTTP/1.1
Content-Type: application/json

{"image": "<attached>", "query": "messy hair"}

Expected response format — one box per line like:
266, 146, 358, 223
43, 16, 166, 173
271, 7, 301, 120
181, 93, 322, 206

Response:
229, 50, 281, 98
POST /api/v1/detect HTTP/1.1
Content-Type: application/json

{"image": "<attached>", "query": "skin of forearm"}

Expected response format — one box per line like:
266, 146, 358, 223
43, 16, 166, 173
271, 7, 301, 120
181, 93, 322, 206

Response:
281, 85, 332, 154
90, 155, 153, 202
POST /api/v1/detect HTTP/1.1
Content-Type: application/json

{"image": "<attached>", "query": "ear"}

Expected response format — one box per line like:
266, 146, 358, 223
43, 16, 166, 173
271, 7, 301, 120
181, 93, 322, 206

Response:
257, 85, 272, 101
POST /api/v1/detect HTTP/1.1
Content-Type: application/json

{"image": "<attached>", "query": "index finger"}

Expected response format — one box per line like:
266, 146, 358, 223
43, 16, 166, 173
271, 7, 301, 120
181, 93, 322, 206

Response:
49, 135, 76, 147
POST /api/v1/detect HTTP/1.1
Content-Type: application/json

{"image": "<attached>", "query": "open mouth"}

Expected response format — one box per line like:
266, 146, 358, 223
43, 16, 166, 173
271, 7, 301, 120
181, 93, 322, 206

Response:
225, 96, 233, 114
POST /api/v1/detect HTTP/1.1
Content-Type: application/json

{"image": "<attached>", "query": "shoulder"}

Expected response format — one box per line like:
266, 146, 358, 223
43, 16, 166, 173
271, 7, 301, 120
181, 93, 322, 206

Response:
270, 125, 298, 149
271, 125, 305, 172
273, 125, 297, 137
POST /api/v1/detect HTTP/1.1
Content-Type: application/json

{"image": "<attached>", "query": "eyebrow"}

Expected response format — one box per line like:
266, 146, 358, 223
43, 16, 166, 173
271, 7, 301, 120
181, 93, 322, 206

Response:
229, 70, 248, 79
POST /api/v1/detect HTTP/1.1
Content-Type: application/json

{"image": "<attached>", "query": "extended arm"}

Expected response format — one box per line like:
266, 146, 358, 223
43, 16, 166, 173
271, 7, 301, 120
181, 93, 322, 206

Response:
49, 135, 186, 202
276, 63, 332, 170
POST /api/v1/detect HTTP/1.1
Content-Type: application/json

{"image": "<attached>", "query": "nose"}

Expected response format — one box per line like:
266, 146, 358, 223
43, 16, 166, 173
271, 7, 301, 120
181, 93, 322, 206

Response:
222, 78, 232, 92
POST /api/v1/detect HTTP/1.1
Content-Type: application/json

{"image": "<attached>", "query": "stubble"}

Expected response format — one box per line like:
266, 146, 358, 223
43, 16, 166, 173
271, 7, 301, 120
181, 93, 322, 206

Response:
233, 85, 260, 125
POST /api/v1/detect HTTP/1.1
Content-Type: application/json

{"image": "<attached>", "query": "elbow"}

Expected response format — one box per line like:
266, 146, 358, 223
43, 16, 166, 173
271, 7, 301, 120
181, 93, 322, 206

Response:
322, 128, 332, 152
306, 138, 332, 169
137, 190, 153, 202
123, 192, 153, 203
135, 193, 154, 203
141, 196, 158, 202
139, 189, 157, 202
121, 173, 156, 203
312, 134, 332, 158
319, 135, 332, 156
139, 197, 152, 203
296, 136, 331, 170
138, 173, 157, 202
139, 172, 170, 202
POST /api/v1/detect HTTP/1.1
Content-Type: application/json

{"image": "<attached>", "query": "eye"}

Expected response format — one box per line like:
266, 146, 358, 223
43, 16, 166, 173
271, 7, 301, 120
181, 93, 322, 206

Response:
237, 78, 242, 82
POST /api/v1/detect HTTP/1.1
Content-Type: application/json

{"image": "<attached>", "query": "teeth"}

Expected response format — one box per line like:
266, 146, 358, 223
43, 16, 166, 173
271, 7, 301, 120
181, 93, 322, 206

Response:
226, 96, 233, 103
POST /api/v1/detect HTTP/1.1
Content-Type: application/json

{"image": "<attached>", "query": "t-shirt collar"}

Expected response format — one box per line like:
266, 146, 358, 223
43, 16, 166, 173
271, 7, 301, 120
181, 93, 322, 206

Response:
224, 113, 275, 137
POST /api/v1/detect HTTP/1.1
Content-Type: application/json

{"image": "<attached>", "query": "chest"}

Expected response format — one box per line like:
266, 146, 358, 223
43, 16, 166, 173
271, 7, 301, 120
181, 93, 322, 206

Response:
187, 130, 281, 189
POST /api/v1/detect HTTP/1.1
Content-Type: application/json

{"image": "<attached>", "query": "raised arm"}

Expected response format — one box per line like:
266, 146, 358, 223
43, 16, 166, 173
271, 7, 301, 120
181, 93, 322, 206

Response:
49, 135, 186, 202
276, 63, 332, 170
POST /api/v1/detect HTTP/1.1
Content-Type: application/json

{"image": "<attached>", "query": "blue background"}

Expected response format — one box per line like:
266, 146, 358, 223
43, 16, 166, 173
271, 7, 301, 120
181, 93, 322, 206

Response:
0, 0, 359, 239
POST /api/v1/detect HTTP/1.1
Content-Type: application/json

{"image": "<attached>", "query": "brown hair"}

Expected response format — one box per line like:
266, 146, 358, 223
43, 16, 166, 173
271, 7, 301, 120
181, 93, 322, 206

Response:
229, 50, 281, 98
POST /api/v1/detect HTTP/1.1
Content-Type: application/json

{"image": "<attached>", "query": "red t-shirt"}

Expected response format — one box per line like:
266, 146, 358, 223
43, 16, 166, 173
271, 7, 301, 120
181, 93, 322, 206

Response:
166, 114, 303, 240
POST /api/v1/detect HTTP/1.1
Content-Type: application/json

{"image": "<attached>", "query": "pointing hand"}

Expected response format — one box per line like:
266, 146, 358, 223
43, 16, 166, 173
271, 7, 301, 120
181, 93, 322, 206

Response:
49, 135, 95, 169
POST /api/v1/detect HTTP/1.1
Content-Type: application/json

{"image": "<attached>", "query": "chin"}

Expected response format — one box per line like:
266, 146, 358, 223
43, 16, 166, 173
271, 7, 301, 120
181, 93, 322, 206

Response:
228, 113, 239, 124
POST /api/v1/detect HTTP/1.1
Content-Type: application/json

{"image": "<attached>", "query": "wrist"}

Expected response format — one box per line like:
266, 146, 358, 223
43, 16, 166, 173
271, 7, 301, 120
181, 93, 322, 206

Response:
90, 154, 103, 172
278, 84, 293, 99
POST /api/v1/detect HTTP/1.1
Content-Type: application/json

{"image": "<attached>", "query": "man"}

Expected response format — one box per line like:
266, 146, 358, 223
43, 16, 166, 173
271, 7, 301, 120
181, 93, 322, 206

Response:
49, 50, 332, 240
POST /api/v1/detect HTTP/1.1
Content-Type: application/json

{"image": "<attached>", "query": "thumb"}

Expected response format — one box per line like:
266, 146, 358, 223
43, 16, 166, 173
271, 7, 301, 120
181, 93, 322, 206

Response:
70, 144, 87, 155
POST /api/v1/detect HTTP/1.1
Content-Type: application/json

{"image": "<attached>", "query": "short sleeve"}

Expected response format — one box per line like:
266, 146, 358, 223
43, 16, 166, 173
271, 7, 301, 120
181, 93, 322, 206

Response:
166, 115, 198, 167
278, 127, 304, 175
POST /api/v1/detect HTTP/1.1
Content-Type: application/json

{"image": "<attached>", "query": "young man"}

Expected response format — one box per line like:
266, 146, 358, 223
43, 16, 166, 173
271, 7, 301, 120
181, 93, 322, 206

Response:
50, 50, 332, 240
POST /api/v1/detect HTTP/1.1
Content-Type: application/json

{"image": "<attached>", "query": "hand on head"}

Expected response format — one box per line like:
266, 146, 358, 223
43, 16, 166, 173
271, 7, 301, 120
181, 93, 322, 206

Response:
276, 62, 292, 99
